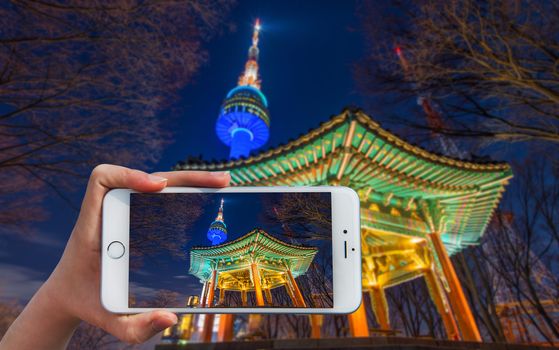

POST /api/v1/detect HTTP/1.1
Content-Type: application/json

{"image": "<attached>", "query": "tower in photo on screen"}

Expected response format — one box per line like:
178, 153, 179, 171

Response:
206, 198, 227, 245
161, 18, 513, 345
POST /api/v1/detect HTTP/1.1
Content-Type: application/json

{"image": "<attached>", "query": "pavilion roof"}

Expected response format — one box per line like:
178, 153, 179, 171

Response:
189, 228, 318, 282
177, 109, 512, 254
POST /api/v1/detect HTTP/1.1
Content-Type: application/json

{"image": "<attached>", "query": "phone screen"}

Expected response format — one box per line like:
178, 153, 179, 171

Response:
128, 192, 333, 309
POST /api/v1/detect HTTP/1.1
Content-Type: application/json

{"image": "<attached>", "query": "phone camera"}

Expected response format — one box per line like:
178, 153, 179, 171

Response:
343, 229, 348, 234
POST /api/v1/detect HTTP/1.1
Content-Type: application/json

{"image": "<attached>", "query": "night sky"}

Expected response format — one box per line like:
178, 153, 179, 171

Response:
0, 0, 364, 305
128, 192, 332, 308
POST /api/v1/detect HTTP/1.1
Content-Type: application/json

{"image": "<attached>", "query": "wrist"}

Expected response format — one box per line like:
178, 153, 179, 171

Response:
39, 277, 82, 328
0, 275, 81, 349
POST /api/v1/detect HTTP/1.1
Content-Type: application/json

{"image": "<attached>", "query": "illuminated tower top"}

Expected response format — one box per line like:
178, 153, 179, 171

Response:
238, 18, 262, 89
207, 198, 227, 245
216, 19, 270, 160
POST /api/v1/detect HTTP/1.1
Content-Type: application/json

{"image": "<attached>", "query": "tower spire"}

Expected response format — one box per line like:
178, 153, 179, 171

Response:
238, 18, 262, 89
216, 198, 224, 221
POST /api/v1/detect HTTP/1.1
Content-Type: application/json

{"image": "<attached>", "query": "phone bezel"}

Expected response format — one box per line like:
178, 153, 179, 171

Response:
101, 186, 361, 314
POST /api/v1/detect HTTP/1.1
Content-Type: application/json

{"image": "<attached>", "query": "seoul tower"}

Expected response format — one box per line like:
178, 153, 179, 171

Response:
215, 19, 270, 159
207, 198, 227, 245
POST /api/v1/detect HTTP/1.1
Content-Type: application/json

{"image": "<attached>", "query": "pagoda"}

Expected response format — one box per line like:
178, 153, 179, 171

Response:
176, 109, 512, 342
190, 228, 318, 308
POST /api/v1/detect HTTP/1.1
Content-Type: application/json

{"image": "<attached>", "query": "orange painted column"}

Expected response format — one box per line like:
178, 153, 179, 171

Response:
249, 263, 264, 336
200, 270, 217, 342
200, 314, 215, 342
206, 270, 217, 307
285, 282, 297, 306
241, 290, 248, 306
348, 294, 370, 337
248, 314, 262, 334
428, 232, 481, 341
219, 288, 225, 305
217, 314, 234, 342
310, 315, 323, 339
424, 268, 460, 340
286, 269, 306, 307
251, 263, 265, 306
199, 281, 208, 307
264, 288, 273, 305
370, 286, 390, 331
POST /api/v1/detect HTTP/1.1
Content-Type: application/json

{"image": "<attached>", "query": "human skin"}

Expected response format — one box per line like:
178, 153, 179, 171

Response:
0, 164, 230, 349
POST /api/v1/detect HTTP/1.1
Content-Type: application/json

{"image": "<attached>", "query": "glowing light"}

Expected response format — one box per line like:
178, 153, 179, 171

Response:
207, 198, 227, 245
216, 19, 270, 160
410, 237, 425, 244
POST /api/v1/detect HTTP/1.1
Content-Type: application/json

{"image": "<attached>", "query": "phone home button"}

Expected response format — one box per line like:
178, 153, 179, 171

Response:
107, 241, 125, 259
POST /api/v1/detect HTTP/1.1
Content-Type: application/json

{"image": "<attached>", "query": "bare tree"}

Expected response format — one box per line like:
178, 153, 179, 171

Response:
356, 0, 559, 146
0, 301, 22, 340
67, 322, 134, 350
0, 0, 232, 231
129, 193, 208, 268
452, 248, 507, 342
450, 159, 559, 345
384, 280, 444, 339
263, 192, 332, 241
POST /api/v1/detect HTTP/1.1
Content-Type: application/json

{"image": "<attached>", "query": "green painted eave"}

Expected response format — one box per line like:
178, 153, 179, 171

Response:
177, 109, 512, 254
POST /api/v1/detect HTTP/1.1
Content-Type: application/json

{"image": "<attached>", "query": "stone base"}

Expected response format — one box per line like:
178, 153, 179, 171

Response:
156, 337, 555, 350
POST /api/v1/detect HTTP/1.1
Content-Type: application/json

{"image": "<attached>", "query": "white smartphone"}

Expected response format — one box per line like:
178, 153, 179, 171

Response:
101, 186, 361, 314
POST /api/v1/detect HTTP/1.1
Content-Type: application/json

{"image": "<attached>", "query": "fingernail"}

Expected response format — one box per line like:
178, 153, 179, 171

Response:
210, 171, 230, 177
148, 174, 167, 183
152, 314, 177, 332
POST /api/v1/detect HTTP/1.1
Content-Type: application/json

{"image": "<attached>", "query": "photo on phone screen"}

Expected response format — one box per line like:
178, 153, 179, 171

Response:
128, 192, 333, 309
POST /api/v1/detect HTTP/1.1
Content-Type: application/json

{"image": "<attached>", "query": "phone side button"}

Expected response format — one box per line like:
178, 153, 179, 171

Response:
107, 241, 125, 259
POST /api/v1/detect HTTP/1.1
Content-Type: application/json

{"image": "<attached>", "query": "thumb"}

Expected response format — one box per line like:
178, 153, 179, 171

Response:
107, 311, 178, 344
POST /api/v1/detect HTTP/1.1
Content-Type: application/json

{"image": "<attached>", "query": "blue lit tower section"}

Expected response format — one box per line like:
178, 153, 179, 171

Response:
216, 19, 270, 160
207, 198, 227, 246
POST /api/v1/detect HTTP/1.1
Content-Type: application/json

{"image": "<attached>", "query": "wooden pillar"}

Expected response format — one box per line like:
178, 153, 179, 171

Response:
219, 288, 225, 305
286, 268, 306, 307
199, 281, 208, 307
248, 314, 262, 334
241, 290, 248, 306
200, 314, 215, 343
264, 288, 273, 305
217, 314, 234, 342
206, 270, 217, 307
428, 232, 481, 341
310, 315, 323, 339
424, 268, 460, 340
348, 295, 370, 337
285, 282, 297, 306
200, 270, 218, 342
370, 286, 390, 331
250, 263, 265, 306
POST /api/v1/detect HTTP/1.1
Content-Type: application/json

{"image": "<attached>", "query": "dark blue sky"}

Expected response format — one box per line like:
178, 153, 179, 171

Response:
0, 0, 363, 304
159, 0, 364, 167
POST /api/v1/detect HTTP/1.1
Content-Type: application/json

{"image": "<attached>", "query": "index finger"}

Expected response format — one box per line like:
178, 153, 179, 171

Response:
150, 170, 230, 187
76, 164, 169, 231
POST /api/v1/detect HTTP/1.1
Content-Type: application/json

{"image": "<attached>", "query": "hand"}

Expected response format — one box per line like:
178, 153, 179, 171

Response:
0, 164, 230, 349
